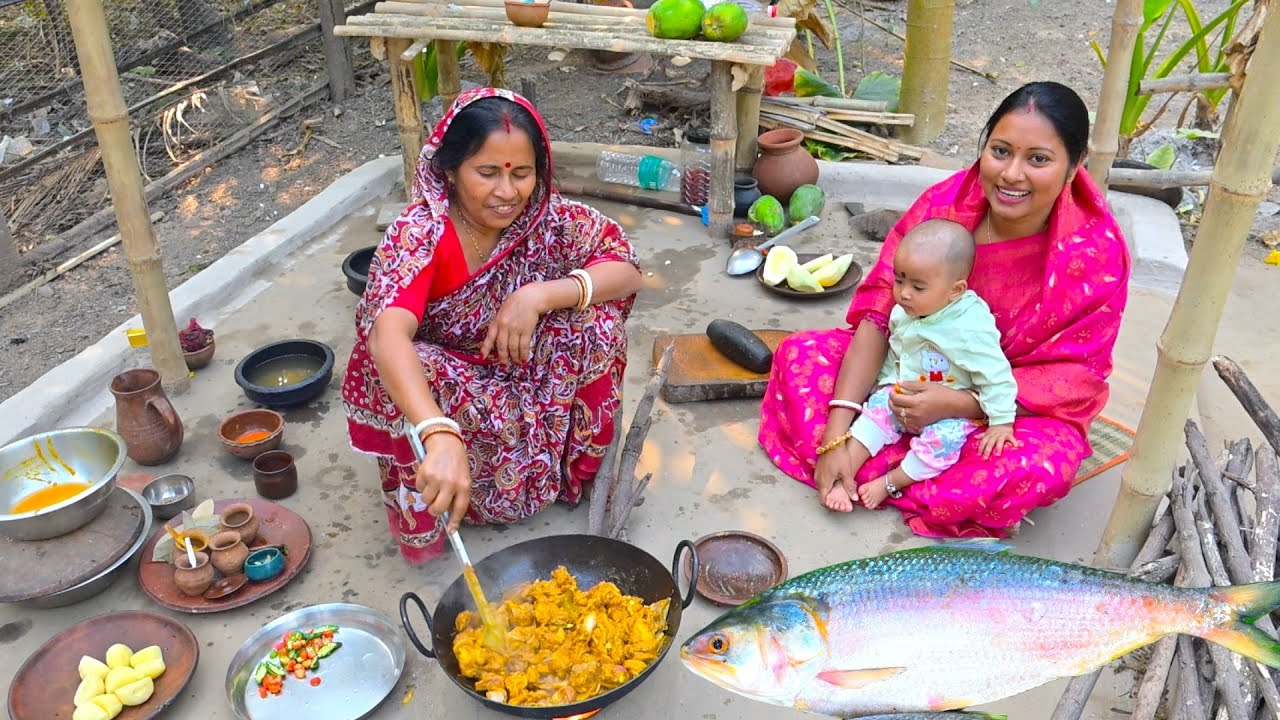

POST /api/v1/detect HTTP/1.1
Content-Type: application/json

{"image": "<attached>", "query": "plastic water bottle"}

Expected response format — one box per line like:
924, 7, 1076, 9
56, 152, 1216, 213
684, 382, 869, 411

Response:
596, 151, 681, 192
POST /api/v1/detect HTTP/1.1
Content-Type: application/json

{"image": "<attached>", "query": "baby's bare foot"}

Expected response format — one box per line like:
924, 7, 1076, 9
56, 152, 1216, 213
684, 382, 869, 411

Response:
823, 483, 855, 512
858, 478, 890, 510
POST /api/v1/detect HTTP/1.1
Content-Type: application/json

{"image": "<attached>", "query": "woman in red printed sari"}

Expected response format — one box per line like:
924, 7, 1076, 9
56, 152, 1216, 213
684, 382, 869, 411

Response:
758, 82, 1130, 538
342, 88, 642, 563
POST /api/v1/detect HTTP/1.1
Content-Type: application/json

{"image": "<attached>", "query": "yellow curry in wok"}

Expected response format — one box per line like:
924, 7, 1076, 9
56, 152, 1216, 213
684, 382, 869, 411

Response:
452, 566, 670, 707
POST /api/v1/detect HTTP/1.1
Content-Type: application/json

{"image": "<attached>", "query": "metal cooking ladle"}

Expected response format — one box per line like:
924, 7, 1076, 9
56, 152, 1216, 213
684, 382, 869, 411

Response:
725, 214, 822, 276
407, 429, 506, 648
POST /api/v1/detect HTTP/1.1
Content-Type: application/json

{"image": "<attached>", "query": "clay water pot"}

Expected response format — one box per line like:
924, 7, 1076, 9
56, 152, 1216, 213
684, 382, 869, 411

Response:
751, 127, 819, 204
253, 450, 298, 500
209, 530, 249, 576
173, 551, 214, 597
220, 502, 260, 544
109, 368, 184, 466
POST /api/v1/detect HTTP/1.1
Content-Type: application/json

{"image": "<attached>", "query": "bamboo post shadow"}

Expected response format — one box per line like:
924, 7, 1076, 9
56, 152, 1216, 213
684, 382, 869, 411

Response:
65, 0, 187, 390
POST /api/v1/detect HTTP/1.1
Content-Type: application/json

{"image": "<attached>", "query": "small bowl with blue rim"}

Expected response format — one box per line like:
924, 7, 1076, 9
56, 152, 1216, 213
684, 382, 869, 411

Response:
243, 546, 285, 582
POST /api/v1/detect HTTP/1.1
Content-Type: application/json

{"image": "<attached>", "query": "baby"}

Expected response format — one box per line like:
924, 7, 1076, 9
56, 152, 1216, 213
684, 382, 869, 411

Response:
824, 218, 1019, 512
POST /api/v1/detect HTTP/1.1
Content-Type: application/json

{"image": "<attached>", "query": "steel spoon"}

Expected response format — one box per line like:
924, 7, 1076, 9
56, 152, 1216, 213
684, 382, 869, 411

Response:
725, 214, 822, 276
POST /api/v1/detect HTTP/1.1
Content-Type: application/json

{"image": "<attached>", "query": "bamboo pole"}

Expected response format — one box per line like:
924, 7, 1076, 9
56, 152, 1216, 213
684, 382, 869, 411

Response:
708, 61, 735, 238
1087, 0, 1142, 190
736, 65, 764, 174
65, 0, 187, 389
435, 40, 462, 113
318, 0, 356, 103
1139, 72, 1233, 95
386, 38, 423, 200
1094, 5, 1280, 570
1109, 165, 1280, 189
897, 0, 952, 144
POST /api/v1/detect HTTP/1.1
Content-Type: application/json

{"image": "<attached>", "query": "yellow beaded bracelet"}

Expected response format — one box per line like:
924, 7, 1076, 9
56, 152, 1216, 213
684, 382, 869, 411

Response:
816, 429, 853, 456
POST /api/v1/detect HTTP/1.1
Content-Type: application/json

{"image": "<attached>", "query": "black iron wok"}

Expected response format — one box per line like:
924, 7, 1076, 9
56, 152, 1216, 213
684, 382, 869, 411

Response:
400, 534, 697, 719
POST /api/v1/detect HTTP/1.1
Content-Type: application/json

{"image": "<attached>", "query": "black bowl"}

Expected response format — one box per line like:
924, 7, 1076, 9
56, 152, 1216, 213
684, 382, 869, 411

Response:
234, 339, 335, 409
341, 246, 376, 297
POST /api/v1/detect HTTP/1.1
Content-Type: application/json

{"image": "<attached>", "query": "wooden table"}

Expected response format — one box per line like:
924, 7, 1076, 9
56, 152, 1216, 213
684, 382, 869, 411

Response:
335, 0, 795, 236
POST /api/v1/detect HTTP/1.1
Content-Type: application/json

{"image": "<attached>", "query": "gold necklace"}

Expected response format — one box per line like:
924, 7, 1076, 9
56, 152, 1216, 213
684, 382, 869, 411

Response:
983, 215, 996, 244
454, 211, 488, 259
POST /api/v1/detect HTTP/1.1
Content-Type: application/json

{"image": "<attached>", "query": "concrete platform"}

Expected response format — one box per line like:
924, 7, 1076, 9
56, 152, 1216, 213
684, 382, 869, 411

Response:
2, 153, 1273, 720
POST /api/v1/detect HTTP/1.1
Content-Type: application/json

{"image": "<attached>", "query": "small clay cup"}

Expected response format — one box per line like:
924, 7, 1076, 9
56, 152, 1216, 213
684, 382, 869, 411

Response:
173, 551, 215, 597
183, 338, 216, 370
252, 450, 298, 500
244, 547, 285, 582
209, 530, 249, 576
220, 502, 260, 545
170, 528, 211, 567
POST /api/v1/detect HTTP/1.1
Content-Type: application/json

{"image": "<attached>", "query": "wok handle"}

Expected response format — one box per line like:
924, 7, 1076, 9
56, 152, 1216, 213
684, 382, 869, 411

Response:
399, 591, 438, 659
671, 539, 698, 609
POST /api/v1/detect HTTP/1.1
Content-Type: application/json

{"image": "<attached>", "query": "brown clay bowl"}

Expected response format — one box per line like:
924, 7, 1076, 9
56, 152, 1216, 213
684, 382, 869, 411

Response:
183, 338, 216, 370
203, 573, 248, 600
681, 530, 788, 606
218, 409, 284, 460
505, 0, 550, 27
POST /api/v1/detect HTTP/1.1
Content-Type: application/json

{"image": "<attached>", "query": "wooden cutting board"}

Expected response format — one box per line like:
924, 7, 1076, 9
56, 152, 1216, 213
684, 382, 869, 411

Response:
651, 330, 791, 404
0, 486, 145, 602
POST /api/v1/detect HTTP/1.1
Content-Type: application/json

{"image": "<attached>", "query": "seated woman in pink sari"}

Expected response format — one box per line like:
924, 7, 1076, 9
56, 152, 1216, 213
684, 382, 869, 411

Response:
342, 88, 642, 563
758, 81, 1130, 538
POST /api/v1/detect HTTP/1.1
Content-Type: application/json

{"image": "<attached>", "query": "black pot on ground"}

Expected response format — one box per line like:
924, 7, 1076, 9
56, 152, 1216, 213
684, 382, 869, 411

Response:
733, 177, 762, 218
1111, 158, 1184, 210
234, 339, 335, 409
342, 246, 376, 297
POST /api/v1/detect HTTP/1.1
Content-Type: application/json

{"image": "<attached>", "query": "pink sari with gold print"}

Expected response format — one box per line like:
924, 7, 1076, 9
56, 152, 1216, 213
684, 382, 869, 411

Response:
758, 165, 1129, 538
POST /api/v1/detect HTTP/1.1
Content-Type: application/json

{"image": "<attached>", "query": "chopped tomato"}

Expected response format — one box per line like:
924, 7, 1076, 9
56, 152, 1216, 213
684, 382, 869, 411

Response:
310, 677, 322, 687
294, 667, 306, 679
258, 686, 269, 699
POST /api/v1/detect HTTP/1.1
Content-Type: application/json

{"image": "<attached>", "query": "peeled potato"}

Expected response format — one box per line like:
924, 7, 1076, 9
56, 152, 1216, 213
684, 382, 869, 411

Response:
130, 645, 163, 669
115, 677, 155, 707
73, 676, 104, 706
90, 693, 123, 719
78, 656, 110, 681
104, 666, 141, 694
71, 702, 110, 720
104, 644, 133, 669
132, 658, 166, 680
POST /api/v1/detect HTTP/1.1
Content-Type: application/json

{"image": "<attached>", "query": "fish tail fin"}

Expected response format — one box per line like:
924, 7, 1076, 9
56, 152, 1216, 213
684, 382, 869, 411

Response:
1201, 581, 1280, 668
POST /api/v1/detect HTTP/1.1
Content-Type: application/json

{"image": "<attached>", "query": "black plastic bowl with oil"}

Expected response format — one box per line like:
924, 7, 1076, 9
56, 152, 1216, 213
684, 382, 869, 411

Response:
234, 339, 334, 409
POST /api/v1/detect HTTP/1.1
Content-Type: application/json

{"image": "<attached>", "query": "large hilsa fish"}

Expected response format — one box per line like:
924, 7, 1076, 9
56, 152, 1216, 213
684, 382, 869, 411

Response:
680, 540, 1280, 716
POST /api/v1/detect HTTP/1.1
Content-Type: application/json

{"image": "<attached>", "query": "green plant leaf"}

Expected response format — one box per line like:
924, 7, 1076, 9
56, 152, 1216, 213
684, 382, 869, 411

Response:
132, 66, 157, 77
1142, 0, 1176, 31
1176, 128, 1220, 140
465, 42, 508, 89
804, 139, 861, 162
413, 44, 440, 102
1146, 143, 1176, 170
852, 72, 900, 113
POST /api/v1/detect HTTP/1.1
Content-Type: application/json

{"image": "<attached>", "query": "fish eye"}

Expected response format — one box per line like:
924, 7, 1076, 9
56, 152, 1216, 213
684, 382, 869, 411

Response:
709, 635, 728, 654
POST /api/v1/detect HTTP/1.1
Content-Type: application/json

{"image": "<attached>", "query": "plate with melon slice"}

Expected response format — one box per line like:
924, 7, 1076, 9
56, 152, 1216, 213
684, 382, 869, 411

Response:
757, 248, 863, 299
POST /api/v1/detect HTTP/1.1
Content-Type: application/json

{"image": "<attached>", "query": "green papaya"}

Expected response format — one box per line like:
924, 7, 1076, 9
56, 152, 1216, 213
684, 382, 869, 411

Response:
702, 2, 749, 42
788, 184, 826, 225
646, 0, 705, 40
747, 195, 785, 234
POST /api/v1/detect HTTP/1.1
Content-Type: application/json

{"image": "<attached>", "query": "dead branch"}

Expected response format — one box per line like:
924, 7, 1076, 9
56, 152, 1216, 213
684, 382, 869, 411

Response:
1186, 421, 1255, 584
1132, 635, 1178, 720
1175, 636, 1207, 720
1213, 356, 1280, 458
601, 343, 672, 538
587, 409, 624, 536
1253, 448, 1280, 583
608, 472, 650, 540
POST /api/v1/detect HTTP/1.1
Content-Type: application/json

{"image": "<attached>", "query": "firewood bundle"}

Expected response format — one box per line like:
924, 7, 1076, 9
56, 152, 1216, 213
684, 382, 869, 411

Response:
758, 96, 924, 163
1055, 356, 1280, 720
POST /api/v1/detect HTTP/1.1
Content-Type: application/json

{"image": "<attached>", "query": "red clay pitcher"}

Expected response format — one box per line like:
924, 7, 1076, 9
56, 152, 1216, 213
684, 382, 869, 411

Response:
110, 368, 184, 465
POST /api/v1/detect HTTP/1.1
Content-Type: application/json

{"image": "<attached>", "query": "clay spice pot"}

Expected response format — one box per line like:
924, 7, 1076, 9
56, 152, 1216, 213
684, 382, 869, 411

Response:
170, 528, 210, 567
252, 450, 298, 500
751, 127, 819, 204
209, 530, 249, 576
180, 318, 216, 370
220, 502, 260, 545
173, 551, 215, 597
505, 0, 550, 27
244, 547, 286, 582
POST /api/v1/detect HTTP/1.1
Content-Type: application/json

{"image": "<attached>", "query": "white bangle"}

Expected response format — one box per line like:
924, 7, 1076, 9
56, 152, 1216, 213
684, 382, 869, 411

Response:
828, 399, 863, 412
568, 269, 593, 310
412, 416, 461, 438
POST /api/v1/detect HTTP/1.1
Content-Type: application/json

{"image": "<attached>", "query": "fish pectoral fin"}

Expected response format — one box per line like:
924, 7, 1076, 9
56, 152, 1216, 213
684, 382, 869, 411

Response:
815, 666, 905, 689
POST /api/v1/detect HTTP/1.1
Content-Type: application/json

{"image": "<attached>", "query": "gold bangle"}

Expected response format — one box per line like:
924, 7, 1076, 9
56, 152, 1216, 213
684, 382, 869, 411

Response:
816, 429, 853, 456
569, 273, 587, 310
419, 424, 464, 445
